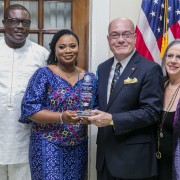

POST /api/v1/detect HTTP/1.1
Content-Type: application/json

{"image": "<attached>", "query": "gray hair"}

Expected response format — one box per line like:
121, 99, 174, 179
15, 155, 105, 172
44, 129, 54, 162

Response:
161, 39, 180, 78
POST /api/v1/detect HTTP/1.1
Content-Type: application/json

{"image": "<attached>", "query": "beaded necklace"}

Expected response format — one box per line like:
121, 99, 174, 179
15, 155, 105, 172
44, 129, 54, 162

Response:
156, 83, 180, 159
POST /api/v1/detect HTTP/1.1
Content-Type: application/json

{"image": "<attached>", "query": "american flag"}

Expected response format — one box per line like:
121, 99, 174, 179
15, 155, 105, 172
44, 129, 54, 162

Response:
135, 0, 180, 65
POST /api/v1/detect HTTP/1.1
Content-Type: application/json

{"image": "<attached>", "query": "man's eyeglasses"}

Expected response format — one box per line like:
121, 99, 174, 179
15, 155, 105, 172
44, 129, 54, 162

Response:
165, 53, 180, 61
6, 18, 31, 27
109, 32, 134, 40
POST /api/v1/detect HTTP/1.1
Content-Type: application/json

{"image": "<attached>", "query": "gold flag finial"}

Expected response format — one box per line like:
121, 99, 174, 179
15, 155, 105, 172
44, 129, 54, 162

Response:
160, 0, 168, 59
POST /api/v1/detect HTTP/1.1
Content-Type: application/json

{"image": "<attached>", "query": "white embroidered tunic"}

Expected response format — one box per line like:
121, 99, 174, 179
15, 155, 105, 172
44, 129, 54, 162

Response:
0, 37, 49, 164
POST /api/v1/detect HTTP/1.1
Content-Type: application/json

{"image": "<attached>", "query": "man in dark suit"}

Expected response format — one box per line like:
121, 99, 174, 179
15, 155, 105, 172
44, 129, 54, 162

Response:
88, 17, 164, 180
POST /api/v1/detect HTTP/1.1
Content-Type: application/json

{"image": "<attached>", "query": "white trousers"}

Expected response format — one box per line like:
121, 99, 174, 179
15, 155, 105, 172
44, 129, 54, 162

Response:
0, 163, 31, 180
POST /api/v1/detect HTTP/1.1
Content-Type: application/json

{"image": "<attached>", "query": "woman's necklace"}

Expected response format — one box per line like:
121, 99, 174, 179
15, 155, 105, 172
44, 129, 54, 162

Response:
156, 83, 180, 159
57, 65, 77, 78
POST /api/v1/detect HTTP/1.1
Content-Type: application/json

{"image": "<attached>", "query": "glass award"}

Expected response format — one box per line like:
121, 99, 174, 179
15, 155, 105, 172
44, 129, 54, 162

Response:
76, 73, 95, 117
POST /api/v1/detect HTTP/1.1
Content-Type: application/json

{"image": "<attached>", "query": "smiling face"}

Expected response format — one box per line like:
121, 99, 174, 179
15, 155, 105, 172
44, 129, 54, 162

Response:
3, 9, 30, 48
165, 43, 180, 80
107, 18, 136, 61
55, 34, 79, 66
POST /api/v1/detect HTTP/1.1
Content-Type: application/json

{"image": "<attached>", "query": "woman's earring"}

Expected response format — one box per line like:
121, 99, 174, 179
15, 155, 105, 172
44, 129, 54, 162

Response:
55, 56, 57, 63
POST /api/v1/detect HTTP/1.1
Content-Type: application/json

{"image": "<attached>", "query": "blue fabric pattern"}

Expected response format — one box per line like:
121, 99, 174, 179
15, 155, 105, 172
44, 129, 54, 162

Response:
19, 67, 98, 179
29, 135, 88, 180
173, 98, 180, 180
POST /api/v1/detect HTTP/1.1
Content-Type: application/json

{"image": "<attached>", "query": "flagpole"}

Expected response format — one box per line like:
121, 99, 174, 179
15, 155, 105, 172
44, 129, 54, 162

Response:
160, 0, 168, 58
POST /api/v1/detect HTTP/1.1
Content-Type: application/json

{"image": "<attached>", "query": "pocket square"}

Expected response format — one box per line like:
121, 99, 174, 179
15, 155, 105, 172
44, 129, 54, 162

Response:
124, 77, 138, 84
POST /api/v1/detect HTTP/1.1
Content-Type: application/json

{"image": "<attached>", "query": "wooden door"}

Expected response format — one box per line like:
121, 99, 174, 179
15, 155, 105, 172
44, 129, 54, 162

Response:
0, 0, 89, 70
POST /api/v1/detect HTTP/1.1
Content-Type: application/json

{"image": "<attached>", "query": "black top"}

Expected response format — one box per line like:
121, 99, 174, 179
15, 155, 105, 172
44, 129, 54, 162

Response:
158, 111, 175, 180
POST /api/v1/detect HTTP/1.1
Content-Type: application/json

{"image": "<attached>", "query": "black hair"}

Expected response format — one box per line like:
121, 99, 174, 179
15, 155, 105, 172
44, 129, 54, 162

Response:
161, 39, 180, 78
4, 4, 31, 20
47, 29, 79, 65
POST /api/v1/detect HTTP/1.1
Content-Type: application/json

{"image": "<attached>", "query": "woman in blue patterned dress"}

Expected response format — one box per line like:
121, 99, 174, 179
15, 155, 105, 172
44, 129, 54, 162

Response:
173, 98, 180, 180
19, 29, 97, 180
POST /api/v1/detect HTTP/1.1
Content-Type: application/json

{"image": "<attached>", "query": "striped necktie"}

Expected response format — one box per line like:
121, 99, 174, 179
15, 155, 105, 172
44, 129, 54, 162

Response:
110, 62, 121, 95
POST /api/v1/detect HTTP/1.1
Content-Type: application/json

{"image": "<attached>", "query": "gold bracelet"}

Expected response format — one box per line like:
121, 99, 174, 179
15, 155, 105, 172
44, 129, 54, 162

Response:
59, 112, 63, 124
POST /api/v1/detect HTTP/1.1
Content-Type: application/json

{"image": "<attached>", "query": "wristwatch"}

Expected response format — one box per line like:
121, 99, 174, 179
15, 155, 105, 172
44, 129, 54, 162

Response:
109, 120, 114, 126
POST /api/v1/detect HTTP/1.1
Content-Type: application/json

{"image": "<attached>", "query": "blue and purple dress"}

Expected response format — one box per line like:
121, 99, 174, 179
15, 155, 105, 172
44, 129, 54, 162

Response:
19, 67, 97, 180
173, 98, 180, 180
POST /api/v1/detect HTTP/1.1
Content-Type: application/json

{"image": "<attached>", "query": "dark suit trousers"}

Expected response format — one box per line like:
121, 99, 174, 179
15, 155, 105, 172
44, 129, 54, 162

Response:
97, 161, 157, 180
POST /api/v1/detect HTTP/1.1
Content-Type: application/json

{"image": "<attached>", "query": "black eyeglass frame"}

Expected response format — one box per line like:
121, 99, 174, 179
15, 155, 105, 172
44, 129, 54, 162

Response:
5, 17, 31, 27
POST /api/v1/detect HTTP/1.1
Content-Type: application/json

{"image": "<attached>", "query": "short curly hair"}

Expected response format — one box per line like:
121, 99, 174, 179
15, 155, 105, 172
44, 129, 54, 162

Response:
47, 29, 79, 65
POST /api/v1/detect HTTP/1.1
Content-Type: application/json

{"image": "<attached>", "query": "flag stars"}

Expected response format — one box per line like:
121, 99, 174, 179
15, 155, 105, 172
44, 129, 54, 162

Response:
136, 0, 180, 64
153, 0, 158, 4
176, 10, 180, 15
150, 11, 156, 17
157, 27, 161, 33
161, 3, 164, 9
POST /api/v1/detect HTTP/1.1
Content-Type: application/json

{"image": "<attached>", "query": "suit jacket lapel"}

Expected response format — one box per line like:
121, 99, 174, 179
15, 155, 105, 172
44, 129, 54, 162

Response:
107, 52, 140, 110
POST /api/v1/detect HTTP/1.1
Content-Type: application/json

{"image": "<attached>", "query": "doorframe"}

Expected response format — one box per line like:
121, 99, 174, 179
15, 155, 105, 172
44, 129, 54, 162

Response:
1, 0, 89, 70
88, 0, 110, 179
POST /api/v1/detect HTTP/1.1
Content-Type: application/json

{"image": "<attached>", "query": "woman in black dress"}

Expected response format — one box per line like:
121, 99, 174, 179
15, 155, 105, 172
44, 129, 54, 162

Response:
158, 39, 180, 180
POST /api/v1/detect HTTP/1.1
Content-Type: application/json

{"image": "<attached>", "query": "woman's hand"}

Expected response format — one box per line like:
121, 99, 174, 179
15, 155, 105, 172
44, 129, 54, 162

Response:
61, 110, 80, 124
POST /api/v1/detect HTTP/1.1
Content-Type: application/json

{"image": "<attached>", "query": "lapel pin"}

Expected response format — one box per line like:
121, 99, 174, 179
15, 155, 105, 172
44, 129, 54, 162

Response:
131, 68, 135, 71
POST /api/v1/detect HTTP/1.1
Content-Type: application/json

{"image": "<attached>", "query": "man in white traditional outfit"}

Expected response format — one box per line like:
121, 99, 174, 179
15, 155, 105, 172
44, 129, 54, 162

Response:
0, 4, 49, 180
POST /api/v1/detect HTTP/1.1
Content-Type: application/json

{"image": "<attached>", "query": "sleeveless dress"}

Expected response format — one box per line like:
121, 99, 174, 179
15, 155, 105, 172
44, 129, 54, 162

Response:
19, 67, 98, 180
158, 111, 175, 180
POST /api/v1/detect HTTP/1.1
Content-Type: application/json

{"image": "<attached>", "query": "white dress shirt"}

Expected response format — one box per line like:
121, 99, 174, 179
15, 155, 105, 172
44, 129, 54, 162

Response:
107, 52, 135, 103
0, 37, 49, 164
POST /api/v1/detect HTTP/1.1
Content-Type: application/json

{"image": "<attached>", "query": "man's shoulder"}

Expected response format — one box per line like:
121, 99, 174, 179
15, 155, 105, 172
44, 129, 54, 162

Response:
98, 57, 113, 68
0, 36, 5, 43
27, 39, 49, 53
135, 53, 161, 68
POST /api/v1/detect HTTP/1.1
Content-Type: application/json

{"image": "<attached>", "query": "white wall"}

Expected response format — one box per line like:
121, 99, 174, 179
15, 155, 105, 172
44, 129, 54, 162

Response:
109, 0, 142, 24
88, 1, 109, 179
88, 0, 142, 180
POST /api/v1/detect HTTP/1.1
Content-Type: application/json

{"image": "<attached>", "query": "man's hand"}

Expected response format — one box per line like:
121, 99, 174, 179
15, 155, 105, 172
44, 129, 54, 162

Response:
87, 110, 112, 127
